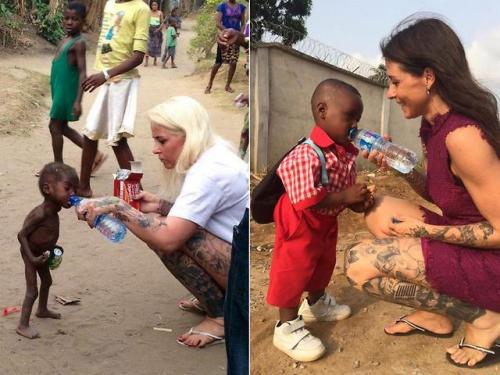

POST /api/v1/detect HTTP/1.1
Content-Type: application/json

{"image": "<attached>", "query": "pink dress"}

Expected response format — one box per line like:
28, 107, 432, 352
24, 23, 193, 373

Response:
420, 111, 500, 312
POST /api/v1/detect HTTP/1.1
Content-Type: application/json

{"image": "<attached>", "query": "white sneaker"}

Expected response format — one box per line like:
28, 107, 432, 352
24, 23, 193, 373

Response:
273, 316, 326, 362
298, 293, 351, 322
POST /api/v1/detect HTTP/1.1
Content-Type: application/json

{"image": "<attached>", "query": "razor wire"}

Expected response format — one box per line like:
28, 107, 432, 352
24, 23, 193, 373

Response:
251, 20, 383, 81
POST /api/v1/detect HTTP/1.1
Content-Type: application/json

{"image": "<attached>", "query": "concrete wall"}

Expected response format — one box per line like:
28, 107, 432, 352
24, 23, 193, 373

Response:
250, 43, 421, 173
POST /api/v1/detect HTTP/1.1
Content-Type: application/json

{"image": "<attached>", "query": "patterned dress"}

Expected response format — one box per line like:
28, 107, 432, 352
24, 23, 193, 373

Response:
420, 111, 500, 312
147, 14, 162, 57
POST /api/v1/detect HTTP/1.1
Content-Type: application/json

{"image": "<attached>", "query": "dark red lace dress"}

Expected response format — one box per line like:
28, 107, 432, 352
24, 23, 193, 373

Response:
419, 111, 500, 312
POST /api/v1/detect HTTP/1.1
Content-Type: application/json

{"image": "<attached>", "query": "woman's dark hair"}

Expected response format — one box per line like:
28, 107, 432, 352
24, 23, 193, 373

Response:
381, 15, 500, 156
68, 1, 86, 19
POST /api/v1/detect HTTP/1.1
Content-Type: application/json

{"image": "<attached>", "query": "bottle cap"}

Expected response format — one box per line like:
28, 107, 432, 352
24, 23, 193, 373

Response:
348, 128, 358, 141
69, 195, 81, 207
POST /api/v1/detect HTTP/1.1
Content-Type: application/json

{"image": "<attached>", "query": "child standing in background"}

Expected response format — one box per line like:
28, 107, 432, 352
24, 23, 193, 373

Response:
162, 17, 178, 69
45, 2, 105, 176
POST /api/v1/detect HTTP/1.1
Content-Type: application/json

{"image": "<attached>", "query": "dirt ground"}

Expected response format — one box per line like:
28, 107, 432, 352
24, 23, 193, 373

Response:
0, 18, 247, 375
250, 171, 498, 375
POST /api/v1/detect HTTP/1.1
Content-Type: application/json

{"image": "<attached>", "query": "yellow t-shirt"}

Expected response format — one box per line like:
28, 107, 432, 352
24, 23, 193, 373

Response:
95, 0, 150, 80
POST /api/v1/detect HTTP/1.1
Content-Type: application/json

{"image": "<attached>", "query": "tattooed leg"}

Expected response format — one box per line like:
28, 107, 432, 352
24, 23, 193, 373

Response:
155, 228, 230, 318
344, 238, 453, 334
183, 228, 231, 289
158, 249, 225, 318
362, 276, 485, 323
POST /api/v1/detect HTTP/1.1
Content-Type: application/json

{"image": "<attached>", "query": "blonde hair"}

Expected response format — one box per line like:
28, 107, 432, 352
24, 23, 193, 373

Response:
147, 96, 218, 201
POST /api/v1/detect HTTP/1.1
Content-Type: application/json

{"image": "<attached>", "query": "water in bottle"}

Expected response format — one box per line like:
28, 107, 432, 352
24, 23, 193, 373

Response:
349, 128, 418, 174
69, 195, 127, 243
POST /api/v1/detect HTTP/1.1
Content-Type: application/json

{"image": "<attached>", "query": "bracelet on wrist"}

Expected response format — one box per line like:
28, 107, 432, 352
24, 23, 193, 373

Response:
102, 69, 110, 80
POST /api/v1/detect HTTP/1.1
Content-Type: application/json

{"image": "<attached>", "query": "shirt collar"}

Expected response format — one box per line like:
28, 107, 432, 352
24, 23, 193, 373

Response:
309, 125, 358, 156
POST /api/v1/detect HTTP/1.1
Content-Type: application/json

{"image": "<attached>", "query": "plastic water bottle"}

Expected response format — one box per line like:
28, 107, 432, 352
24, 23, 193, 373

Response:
349, 128, 418, 174
69, 195, 127, 243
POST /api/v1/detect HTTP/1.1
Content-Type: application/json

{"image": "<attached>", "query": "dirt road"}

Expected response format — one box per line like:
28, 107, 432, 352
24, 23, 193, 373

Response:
0, 19, 246, 375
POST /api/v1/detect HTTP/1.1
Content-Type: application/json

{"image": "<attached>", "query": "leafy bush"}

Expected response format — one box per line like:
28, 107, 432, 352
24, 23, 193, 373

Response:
32, 0, 65, 45
0, 3, 24, 48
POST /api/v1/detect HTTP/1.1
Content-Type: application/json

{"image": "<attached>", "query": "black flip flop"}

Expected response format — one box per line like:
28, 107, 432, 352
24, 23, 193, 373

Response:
446, 338, 500, 369
384, 315, 454, 338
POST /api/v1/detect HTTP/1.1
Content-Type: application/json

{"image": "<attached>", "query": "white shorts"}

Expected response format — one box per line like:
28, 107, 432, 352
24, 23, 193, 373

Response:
83, 78, 139, 146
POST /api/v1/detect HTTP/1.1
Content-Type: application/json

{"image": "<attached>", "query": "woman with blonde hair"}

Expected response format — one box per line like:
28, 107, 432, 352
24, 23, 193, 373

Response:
76, 96, 248, 348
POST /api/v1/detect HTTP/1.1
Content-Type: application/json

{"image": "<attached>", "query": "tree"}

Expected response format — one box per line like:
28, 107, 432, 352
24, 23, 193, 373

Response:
251, 0, 312, 45
369, 64, 388, 86
48, 0, 59, 16
79, 0, 106, 31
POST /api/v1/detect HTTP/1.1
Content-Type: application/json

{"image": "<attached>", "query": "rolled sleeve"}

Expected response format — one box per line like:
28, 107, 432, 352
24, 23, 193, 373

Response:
132, 7, 150, 53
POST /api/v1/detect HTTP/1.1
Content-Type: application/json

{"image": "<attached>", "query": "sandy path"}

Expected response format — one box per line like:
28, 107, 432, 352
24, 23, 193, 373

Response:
0, 19, 246, 375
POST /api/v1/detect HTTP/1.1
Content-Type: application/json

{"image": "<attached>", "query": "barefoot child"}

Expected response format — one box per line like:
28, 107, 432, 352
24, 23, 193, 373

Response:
267, 79, 375, 362
17, 162, 79, 339
47, 2, 105, 174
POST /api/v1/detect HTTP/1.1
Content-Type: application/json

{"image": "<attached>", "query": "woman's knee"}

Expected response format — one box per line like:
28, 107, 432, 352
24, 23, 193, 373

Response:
344, 241, 380, 289
365, 195, 423, 238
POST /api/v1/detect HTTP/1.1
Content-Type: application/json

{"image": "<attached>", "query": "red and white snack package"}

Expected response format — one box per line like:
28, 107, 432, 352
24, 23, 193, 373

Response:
113, 161, 143, 210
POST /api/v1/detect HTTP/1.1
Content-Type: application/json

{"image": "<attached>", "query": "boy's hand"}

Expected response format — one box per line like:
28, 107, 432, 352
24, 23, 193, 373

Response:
72, 103, 82, 120
135, 190, 160, 213
342, 183, 369, 205
83, 73, 107, 93
348, 191, 375, 212
31, 253, 49, 266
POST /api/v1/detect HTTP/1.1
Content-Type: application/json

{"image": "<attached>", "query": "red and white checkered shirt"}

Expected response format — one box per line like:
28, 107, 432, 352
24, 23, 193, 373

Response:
277, 126, 358, 216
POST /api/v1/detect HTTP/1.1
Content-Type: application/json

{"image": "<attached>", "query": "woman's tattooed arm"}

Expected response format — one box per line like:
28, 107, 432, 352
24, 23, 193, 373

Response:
157, 199, 173, 216
401, 168, 430, 201
95, 199, 196, 254
411, 221, 499, 248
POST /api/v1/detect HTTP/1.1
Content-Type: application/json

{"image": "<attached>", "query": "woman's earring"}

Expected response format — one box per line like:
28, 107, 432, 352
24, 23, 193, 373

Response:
426, 87, 430, 95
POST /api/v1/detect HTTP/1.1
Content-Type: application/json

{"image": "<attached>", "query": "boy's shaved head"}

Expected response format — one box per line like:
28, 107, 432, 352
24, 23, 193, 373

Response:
311, 79, 361, 123
38, 162, 79, 196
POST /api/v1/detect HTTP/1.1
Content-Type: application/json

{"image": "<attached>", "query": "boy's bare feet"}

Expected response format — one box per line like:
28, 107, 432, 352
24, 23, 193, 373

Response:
384, 310, 453, 335
162, 65, 167, 69
177, 317, 224, 348
16, 325, 40, 339
171, 64, 177, 69
36, 308, 61, 319
204, 86, 211, 94
447, 311, 500, 367
225, 86, 234, 93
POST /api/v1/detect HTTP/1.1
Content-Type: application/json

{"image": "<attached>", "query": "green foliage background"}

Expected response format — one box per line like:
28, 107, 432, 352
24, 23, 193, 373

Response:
32, 0, 65, 44
0, 0, 65, 46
